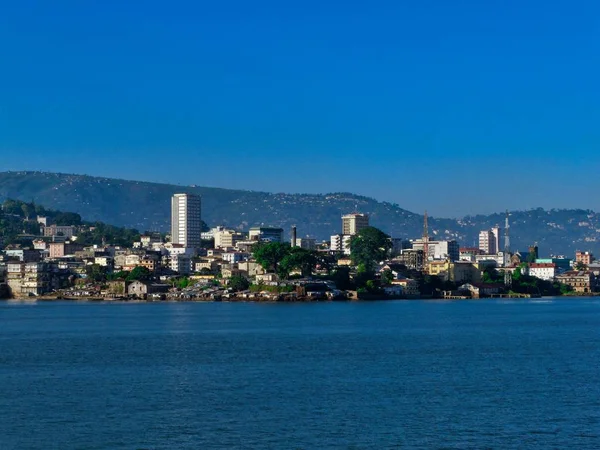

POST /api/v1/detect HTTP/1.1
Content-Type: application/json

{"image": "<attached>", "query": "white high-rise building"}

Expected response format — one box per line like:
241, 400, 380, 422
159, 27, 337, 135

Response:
171, 193, 202, 248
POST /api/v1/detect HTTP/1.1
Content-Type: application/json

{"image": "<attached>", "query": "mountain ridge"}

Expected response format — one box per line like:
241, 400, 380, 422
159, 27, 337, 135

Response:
0, 171, 598, 257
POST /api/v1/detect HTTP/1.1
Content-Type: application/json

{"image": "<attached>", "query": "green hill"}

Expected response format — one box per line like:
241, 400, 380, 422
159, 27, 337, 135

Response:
0, 171, 597, 257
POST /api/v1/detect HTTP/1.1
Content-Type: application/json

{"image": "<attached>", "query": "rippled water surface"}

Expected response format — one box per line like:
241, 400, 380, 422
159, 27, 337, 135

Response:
1, 299, 599, 449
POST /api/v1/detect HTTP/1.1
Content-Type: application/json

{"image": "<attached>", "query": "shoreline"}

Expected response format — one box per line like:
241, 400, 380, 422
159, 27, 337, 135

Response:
3, 294, 600, 303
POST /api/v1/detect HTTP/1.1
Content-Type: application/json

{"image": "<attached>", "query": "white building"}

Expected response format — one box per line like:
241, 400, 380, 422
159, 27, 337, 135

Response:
330, 234, 352, 255
411, 239, 459, 261
478, 230, 496, 254
171, 193, 202, 248
222, 252, 250, 264
527, 263, 556, 281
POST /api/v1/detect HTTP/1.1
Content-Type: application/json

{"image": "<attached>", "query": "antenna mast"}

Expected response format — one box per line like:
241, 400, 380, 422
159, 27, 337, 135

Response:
504, 210, 512, 286
423, 211, 429, 266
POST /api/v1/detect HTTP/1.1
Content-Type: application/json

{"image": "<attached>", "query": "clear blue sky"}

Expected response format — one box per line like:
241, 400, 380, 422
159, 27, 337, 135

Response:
1, 0, 599, 217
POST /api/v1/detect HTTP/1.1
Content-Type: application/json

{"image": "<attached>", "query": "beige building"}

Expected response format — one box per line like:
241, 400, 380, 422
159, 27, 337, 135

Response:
342, 213, 369, 236
44, 225, 75, 239
214, 229, 246, 249
556, 271, 595, 293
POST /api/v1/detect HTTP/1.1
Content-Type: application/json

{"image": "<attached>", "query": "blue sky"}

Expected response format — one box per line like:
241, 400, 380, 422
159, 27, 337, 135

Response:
1, 0, 599, 217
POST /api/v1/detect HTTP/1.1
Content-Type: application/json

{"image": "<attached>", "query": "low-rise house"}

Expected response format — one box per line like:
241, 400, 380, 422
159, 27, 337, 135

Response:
255, 273, 279, 283
222, 252, 250, 264
459, 283, 503, 298
127, 281, 169, 299
391, 278, 420, 296
237, 261, 264, 277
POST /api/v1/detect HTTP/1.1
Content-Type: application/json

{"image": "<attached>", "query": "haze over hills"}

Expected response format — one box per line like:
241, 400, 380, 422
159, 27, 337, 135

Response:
0, 171, 598, 257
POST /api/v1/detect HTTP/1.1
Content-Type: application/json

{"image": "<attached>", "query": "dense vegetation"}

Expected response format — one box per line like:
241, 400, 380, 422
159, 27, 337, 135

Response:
0, 199, 141, 248
1, 171, 599, 256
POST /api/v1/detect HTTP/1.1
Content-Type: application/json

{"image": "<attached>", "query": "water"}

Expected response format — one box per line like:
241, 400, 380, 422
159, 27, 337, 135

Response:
1, 299, 599, 449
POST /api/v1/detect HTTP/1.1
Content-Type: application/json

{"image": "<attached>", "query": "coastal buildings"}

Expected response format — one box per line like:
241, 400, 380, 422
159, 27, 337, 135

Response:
171, 193, 202, 248
555, 271, 595, 293
526, 263, 556, 281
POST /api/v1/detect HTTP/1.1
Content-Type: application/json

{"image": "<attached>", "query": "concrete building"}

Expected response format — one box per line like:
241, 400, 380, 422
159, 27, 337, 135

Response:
576, 251, 594, 266
395, 249, 425, 270
342, 213, 369, 236
171, 193, 202, 248
411, 239, 459, 261
527, 263, 556, 281
491, 226, 502, 253
556, 271, 595, 293
43, 225, 75, 239
248, 227, 284, 243
478, 230, 497, 255
49, 242, 84, 259
295, 238, 316, 250
222, 252, 250, 264
330, 234, 352, 255
214, 229, 246, 249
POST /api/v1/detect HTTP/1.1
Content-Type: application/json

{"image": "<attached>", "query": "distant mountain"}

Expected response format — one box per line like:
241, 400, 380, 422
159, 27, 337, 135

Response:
0, 171, 598, 257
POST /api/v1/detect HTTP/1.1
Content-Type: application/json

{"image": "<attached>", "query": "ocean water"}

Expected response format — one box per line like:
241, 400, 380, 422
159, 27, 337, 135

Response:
1, 299, 599, 449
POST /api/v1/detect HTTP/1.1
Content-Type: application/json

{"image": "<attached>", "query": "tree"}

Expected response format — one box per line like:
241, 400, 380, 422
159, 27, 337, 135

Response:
575, 261, 587, 271
126, 266, 151, 281
380, 269, 394, 285
21, 203, 34, 221
350, 227, 392, 273
253, 242, 291, 273
85, 264, 109, 283
331, 267, 352, 290
229, 275, 250, 292
279, 248, 318, 278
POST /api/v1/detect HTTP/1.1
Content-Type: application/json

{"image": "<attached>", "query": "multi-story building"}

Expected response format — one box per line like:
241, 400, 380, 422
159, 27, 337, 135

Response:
171, 193, 202, 248
330, 234, 352, 255
411, 239, 459, 261
295, 238, 316, 250
556, 270, 595, 293
249, 227, 284, 243
527, 263, 556, 281
222, 252, 250, 264
478, 230, 496, 254
48, 242, 84, 259
342, 213, 369, 236
395, 249, 425, 270
575, 251, 594, 266
43, 225, 75, 239
214, 229, 246, 248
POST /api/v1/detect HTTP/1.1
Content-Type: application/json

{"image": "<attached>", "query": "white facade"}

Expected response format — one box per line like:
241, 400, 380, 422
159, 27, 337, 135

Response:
171, 193, 202, 248
478, 230, 497, 254
527, 264, 556, 281
222, 252, 250, 264
330, 234, 352, 255
411, 239, 459, 261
